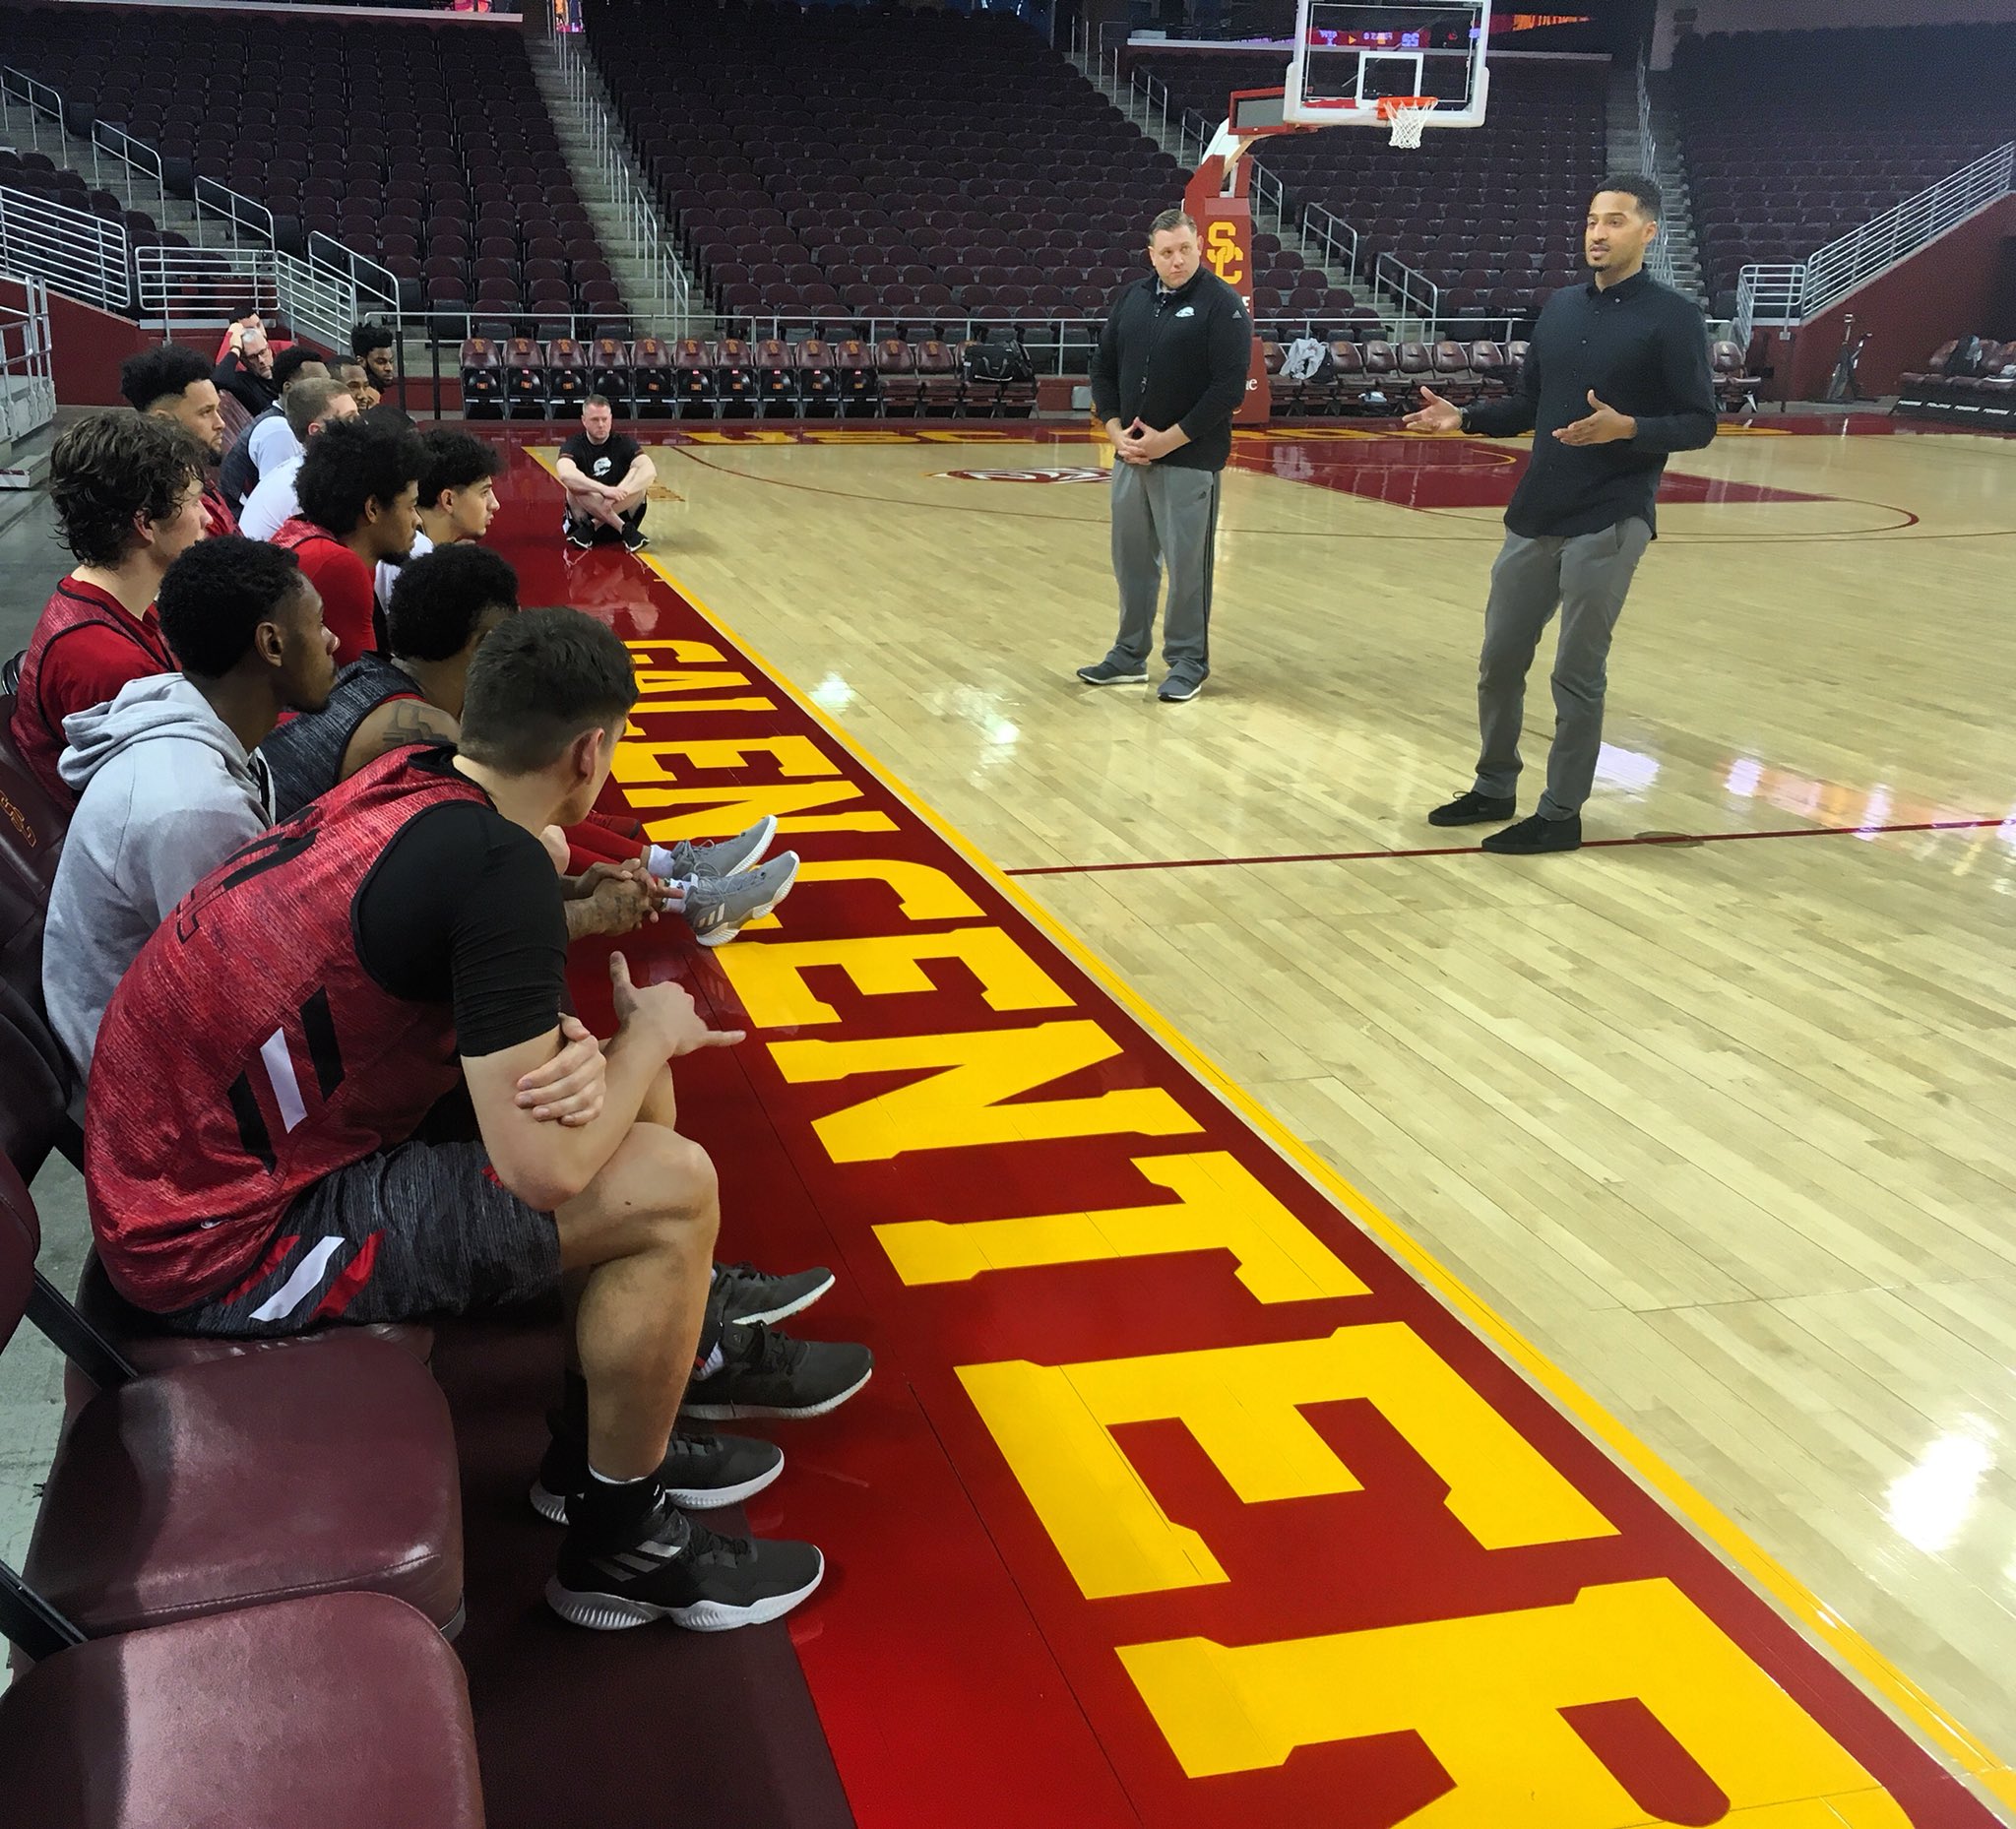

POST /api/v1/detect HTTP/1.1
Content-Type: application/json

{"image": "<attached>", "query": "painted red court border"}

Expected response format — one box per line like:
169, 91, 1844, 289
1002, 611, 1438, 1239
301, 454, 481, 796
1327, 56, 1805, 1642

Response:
507, 446, 2016, 1827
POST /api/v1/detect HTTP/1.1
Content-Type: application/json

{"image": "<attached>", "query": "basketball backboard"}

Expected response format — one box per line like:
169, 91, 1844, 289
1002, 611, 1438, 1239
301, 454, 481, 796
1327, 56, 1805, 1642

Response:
1282, 0, 1490, 131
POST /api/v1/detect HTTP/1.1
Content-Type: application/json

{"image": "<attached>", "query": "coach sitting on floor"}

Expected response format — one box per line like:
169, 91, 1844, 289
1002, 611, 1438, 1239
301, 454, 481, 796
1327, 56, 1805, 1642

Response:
1405, 175, 1716, 854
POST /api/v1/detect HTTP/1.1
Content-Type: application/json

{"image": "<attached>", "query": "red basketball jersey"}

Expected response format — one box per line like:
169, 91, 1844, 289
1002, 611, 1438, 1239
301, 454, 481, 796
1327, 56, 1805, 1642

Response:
85, 747, 490, 1310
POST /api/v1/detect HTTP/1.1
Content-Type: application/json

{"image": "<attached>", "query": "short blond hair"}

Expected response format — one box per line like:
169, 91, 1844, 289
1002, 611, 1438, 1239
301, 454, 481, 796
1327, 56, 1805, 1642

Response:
1147, 208, 1198, 243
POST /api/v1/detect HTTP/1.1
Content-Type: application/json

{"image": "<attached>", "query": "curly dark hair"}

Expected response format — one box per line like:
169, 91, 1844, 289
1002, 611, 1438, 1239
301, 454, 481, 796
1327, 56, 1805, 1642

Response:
387, 543, 519, 662
416, 429, 503, 511
158, 536, 307, 681
350, 321, 397, 361
117, 342, 212, 412
49, 412, 206, 568
293, 417, 424, 537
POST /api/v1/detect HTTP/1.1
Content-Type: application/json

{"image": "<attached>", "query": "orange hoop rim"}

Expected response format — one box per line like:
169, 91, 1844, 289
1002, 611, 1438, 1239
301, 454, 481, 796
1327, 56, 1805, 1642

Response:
1375, 95, 1440, 117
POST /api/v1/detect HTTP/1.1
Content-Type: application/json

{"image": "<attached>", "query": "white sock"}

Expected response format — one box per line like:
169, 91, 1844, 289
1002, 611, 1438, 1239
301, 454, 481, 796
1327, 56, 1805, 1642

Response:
588, 1464, 652, 1487
646, 844, 692, 880
695, 1342, 725, 1379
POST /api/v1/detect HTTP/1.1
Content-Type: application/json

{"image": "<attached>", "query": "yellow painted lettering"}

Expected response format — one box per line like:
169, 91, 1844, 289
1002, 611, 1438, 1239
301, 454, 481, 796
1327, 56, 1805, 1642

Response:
770, 1019, 1199, 1162
612, 735, 839, 785
878, 1151, 1368, 1303
633, 783, 898, 838
792, 859, 981, 922
959, 1326, 1614, 1599
721, 926, 1069, 1029
623, 641, 725, 661
1118, 1579, 1912, 1827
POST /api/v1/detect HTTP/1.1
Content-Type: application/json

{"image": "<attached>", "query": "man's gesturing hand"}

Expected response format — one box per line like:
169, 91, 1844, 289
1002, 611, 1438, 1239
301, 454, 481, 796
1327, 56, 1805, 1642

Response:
608, 951, 746, 1059
1553, 390, 1636, 446
1402, 386, 1463, 433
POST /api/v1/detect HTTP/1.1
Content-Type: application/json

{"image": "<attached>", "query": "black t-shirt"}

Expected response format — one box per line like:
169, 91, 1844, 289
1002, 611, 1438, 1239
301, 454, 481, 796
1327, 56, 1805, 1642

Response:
354, 749, 568, 1058
561, 428, 641, 487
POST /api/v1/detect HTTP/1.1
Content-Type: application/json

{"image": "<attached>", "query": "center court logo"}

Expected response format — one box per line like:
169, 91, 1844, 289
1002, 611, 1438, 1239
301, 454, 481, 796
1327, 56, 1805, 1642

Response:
934, 468, 1110, 483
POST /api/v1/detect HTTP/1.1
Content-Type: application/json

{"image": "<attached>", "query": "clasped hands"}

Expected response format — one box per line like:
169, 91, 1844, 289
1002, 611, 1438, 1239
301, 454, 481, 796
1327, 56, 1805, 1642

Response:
1107, 417, 1182, 465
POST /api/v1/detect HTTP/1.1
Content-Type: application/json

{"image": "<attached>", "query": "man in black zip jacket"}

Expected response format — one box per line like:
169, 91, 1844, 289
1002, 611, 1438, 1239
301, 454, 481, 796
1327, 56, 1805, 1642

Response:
1080, 208, 1253, 703
1405, 176, 1716, 853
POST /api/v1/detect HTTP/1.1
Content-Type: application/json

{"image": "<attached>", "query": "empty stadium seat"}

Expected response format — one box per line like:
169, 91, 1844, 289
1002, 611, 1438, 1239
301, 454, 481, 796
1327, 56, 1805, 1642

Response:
591, 336, 634, 414
1673, 25, 2016, 295
502, 337, 547, 419
0, 1586, 485, 1828
459, 337, 505, 419
673, 338, 717, 416
546, 336, 592, 417
2, 11, 619, 338
874, 337, 920, 415
630, 337, 676, 417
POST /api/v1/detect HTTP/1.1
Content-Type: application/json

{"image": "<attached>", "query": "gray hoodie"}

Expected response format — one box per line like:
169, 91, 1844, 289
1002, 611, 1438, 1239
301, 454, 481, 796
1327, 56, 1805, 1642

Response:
43, 674, 275, 1098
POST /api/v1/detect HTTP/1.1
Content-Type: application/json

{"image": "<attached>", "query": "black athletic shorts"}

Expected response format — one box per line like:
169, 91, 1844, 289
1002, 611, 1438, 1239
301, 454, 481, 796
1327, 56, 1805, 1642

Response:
164, 1137, 563, 1336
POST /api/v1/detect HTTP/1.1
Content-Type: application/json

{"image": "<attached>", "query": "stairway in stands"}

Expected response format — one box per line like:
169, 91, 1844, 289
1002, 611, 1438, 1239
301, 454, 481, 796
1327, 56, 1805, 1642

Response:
1069, 45, 1408, 335
524, 37, 710, 342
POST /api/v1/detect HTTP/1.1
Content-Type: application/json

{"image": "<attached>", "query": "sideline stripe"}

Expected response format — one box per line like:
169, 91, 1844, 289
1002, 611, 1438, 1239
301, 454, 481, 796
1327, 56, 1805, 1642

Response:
1006, 816, 2012, 876
639, 543, 2016, 1817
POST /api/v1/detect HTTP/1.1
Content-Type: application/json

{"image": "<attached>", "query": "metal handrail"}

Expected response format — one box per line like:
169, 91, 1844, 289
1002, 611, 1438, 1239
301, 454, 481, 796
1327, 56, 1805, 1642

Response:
1800, 141, 2014, 319
0, 270, 57, 447
307, 231, 400, 310
1733, 141, 2014, 344
0, 183, 131, 311
1374, 248, 1439, 332
86, 120, 168, 221
194, 176, 276, 251
1732, 263, 1802, 349
1635, 55, 1676, 287
1299, 201, 1357, 287
553, 32, 692, 336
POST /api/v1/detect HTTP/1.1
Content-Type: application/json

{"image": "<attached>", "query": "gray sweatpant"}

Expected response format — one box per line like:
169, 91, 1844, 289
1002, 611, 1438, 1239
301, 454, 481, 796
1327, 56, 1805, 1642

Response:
1473, 518, 1652, 821
1103, 460, 1221, 677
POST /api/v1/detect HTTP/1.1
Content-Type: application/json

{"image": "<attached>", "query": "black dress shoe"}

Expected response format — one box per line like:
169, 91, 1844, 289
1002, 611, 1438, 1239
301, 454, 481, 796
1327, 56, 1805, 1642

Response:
1427, 790, 1516, 827
1480, 812, 1582, 854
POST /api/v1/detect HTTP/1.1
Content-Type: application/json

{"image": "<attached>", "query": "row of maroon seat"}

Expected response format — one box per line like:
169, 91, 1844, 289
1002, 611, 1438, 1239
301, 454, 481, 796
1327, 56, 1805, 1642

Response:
0, 694, 482, 1820
1896, 337, 2016, 425
459, 333, 1028, 419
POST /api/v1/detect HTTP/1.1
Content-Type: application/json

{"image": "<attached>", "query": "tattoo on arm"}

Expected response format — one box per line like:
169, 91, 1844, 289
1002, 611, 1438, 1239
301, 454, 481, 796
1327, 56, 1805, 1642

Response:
352, 699, 459, 772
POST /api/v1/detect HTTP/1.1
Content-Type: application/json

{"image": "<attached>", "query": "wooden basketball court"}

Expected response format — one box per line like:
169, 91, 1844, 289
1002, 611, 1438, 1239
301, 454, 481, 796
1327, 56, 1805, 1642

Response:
485, 416, 2016, 1825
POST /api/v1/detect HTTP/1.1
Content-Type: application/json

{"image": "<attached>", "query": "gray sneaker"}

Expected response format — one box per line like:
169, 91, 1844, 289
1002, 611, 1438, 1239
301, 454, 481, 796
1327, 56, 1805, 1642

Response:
682, 851, 799, 947
653, 815, 776, 883
1076, 658, 1148, 685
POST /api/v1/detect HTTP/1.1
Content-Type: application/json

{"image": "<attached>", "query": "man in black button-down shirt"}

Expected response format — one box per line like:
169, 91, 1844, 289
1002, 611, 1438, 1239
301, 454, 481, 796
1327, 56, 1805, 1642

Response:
1405, 177, 1716, 853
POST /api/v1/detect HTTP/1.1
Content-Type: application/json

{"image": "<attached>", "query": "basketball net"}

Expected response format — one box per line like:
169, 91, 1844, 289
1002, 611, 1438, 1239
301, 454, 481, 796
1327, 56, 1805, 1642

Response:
1376, 95, 1438, 150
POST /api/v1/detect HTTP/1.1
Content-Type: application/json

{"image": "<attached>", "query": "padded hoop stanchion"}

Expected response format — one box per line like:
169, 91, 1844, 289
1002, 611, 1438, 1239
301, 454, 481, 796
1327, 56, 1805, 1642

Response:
1186, 117, 1272, 424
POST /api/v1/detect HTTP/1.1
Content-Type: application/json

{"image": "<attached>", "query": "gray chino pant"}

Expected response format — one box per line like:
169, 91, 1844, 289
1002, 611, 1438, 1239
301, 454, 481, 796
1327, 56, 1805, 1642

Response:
1103, 460, 1221, 678
1472, 517, 1653, 821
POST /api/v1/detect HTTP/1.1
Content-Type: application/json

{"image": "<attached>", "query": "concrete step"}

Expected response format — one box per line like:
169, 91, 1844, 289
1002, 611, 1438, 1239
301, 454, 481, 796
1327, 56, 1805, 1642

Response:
524, 37, 706, 339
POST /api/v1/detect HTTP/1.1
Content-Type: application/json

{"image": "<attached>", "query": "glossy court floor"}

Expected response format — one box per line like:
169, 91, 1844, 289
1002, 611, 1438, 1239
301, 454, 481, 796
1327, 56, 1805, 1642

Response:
600, 413, 2016, 1815
3, 412, 2013, 1826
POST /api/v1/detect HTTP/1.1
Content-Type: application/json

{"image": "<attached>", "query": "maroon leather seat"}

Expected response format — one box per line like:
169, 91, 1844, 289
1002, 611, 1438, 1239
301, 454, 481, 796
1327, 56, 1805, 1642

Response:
26, 1334, 465, 1638
70, 1251, 433, 1378
0, 1592, 486, 1828
0, 1157, 464, 1641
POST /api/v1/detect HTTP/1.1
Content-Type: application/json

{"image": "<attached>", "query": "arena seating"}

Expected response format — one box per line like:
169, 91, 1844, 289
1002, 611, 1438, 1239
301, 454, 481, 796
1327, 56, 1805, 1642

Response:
581, 0, 1353, 337
0, 148, 177, 312
1671, 25, 2016, 301
1895, 336, 2016, 426
1134, 51, 1605, 333
0, 6, 625, 336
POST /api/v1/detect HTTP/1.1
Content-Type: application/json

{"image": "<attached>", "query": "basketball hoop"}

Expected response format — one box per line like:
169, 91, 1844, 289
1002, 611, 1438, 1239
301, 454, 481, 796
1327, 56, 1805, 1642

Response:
1376, 95, 1439, 149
